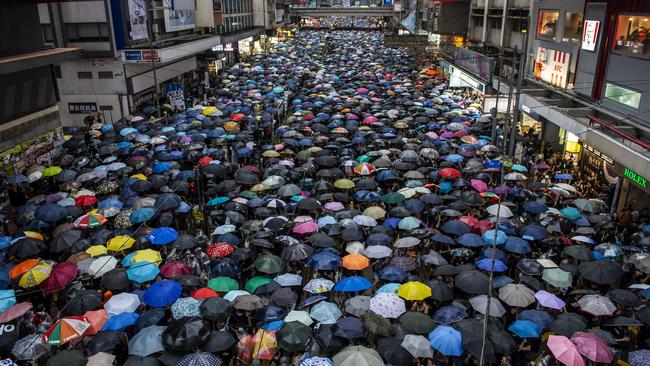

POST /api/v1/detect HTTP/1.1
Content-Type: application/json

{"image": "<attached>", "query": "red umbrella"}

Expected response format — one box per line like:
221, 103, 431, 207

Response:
241, 165, 261, 175
74, 195, 97, 207
192, 287, 219, 299
0, 302, 32, 323
160, 262, 191, 278
473, 220, 494, 234
230, 113, 246, 122
198, 157, 213, 167
459, 215, 478, 227
438, 168, 461, 179
207, 243, 234, 259
41, 262, 77, 293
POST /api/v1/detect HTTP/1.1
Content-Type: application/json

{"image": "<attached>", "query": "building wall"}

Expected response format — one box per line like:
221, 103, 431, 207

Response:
468, 0, 528, 49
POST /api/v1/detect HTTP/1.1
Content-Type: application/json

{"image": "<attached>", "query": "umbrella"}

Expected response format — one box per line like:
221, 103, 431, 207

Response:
550, 313, 589, 337
570, 332, 614, 363
178, 353, 222, 366
46, 350, 86, 366
578, 261, 623, 285
12, 334, 50, 360
469, 295, 507, 317
577, 295, 617, 316
428, 326, 463, 356
399, 311, 436, 334
334, 276, 372, 292
277, 321, 312, 352
252, 329, 277, 360
104, 292, 141, 315
344, 295, 370, 317
498, 284, 536, 307
535, 290, 566, 310
200, 297, 232, 321
128, 325, 166, 357
102, 312, 139, 330
202, 330, 237, 352
369, 293, 406, 318
508, 320, 542, 338
547, 335, 585, 366
310, 302, 342, 324
43, 316, 91, 345
454, 270, 489, 294
86, 330, 124, 355
432, 306, 466, 324
162, 318, 209, 352
397, 281, 431, 300
332, 346, 384, 366
401, 334, 433, 358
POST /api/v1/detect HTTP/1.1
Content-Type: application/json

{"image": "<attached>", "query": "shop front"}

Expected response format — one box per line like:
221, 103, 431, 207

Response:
612, 163, 650, 213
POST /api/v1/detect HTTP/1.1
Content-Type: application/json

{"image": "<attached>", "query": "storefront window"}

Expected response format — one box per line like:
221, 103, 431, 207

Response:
604, 82, 641, 109
563, 12, 583, 43
613, 14, 650, 59
537, 10, 560, 41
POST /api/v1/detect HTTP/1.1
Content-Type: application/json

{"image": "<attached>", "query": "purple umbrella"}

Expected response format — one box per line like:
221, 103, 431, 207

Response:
535, 290, 566, 310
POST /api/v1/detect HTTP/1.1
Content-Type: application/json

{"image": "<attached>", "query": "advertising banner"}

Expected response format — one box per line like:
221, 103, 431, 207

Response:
165, 83, 186, 111
442, 44, 494, 82
128, 0, 149, 40
581, 20, 600, 51
0, 128, 64, 176
533, 47, 571, 88
163, 0, 196, 31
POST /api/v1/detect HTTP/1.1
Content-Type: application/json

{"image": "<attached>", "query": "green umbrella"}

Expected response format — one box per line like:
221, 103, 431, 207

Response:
254, 254, 284, 274
245, 276, 273, 293
333, 346, 384, 366
362, 312, 395, 337
43, 166, 63, 177
355, 155, 371, 163
382, 192, 405, 205
397, 217, 421, 231
208, 276, 239, 292
239, 191, 258, 199
542, 268, 573, 288
277, 321, 312, 352
560, 207, 581, 220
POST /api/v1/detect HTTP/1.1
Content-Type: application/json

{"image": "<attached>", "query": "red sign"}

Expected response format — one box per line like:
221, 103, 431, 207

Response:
141, 50, 160, 62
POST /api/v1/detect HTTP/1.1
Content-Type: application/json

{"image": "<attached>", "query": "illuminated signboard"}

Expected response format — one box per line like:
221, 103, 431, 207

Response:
624, 168, 648, 189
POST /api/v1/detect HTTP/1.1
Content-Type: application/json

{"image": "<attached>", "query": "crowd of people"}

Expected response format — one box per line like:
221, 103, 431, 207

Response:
0, 28, 649, 366
301, 17, 384, 29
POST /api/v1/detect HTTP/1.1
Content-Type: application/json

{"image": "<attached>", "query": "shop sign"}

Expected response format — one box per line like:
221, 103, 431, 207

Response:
624, 168, 648, 189
163, 0, 196, 31
224, 43, 234, 52
122, 49, 160, 62
449, 65, 485, 93
68, 102, 98, 114
533, 47, 571, 88
165, 83, 186, 111
581, 20, 600, 51
384, 35, 429, 48
441, 44, 494, 82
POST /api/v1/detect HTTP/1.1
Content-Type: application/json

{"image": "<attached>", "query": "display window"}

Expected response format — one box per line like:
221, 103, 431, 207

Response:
537, 10, 560, 41
604, 82, 641, 109
563, 12, 583, 43
613, 14, 650, 59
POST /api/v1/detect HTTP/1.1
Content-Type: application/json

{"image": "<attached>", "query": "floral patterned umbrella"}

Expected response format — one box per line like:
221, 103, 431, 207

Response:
369, 293, 406, 318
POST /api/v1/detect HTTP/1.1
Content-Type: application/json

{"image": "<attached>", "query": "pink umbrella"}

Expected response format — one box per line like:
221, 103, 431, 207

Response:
548, 335, 585, 366
425, 132, 439, 140
293, 221, 318, 235
470, 179, 488, 193
324, 202, 345, 212
363, 116, 378, 124
0, 302, 32, 323
41, 261, 77, 293
570, 332, 614, 363
535, 290, 566, 310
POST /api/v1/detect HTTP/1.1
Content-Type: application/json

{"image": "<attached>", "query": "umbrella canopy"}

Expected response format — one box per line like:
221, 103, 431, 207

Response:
428, 326, 462, 356
332, 346, 384, 366
547, 335, 585, 366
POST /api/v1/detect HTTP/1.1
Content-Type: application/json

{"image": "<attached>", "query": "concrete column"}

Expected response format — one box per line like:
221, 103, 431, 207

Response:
481, 0, 488, 43
499, 0, 507, 47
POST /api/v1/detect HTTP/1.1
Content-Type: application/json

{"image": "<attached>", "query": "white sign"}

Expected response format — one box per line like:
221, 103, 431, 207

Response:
449, 65, 485, 94
533, 47, 571, 88
581, 20, 600, 51
128, 0, 149, 40
163, 0, 196, 32
165, 83, 186, 110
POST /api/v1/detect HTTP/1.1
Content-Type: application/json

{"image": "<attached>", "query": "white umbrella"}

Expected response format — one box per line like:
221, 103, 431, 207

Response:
469, 295, 507, 317
88, 256, 118, 277
104, 293, 141, 315
274, 273, 303, 287
401, 334, 433, 358
498, 284, 536, 307
486, 204, 514, 218
369, 293, 406, 319
284, 310, 313, 326
364, 245, 392, 259
87, 352, 116, 366
555, 183, 578, 192
394, 237, 421, 248
504, 172, 528, 181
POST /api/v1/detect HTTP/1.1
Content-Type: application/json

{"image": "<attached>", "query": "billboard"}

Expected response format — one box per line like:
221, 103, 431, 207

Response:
442, 44, 494, 82
533, 47, 571, 88
163, 0, 196, 31
581, 20, 600, 51
127, 0, 149, 40
165, 83, 186, 111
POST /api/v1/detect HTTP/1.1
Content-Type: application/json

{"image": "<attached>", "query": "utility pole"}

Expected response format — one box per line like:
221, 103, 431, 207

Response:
491, 0, 508, 141
508, 32, 528, 156
145, 0, 162, 118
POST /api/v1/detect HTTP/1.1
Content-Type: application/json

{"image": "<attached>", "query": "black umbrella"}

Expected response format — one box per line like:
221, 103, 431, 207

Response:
607, 289, 641, 308
637, 306, 650, 325
200, 297, 232, 322
154, 193, 181, 210
101, 268, 131, 292
277, 321, 312, 352
377, 338, 414, 366
171, 235, 198, 250
162, 318, 210, 351
427, 280, 454, 302
125, 356, 162, 366
489, 330, 518, 355
399, 311, 436, 334
135, 308, 166, 332
334, 317, 364, 339
202, 331, 238, 353
454, 270, 489, 294
362, 312, 395, 337
64, 289, 102, 316
46, 350, 86, 366
7, 237, 46, 260
434, 264, 459, 276
211, 259, 241, 277
271, 287, 298, 306
86, 330, 124, 355
315, 324, 348, 354
549, 313, 588, 337
158, 351, 186, 366
578, 261, 624, 285
462, 333, 496, 364
49, 230, 83, 253
309, 233, 336, 247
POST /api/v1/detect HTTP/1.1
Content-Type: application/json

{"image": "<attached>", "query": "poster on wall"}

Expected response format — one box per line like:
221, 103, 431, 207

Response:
533, 47, 571, 88
581, 20, 600, 51
0, 128, 64, 177
163, 0, 196, 32
165, 83, 186, 111
128, 0, 149, 40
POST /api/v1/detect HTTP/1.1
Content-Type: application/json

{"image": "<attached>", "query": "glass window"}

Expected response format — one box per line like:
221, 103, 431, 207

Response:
98, 71, 113, 79
604, 82, 641, 108
77, 71, 93, 79
563, 12, 583, 43
537, 10, 560, 41
613, 14, 650, 59
42, 24, 55, 43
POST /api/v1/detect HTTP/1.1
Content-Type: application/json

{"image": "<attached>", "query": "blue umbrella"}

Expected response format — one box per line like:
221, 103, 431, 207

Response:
236, 148, 252, 157
147, 227, 178, 245
511, 164, 528, 172
377, 283, 401, 294
482, 229, 507, 245
0, 289, 16, 313
130, 207, 156, 223
35, 203, 68, 223
261, 320, 284, 330
308, 252, 341, 270
211, 259, 241, 277
456, 233, 484, 247
127, 261, 160, 283
152, 162, 173, 174
446, 154, 464, 163
476, 258, 508, 272
508, 320, 542, 338
554, 173, 573, 180
504, 237, 532, 254
481, 248, 506, 261
493, 275, 513, 288
0, 268, 10, 289
433, 306, 466, 324
120, 128, 138, 136
484, 160, 503, 170
560, 207, 581, 221
206, 197, 230, 206
428, 325, 463, 356
102, 312, 140, 330
519, 224, 547, 241
0, 236, 12, 250
379, 266, 407, 282
333, 276, 372, 292
523, 201, 548, 214
441, 220, 470, 235
98, 198, 123, 209
144, 280, 182, 307
517, 310, 553, 329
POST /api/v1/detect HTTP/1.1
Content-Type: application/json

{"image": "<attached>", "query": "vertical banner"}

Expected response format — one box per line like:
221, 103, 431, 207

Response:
533, 47, 571, 88
165, 83, 186, 111
128, 0, 149, 40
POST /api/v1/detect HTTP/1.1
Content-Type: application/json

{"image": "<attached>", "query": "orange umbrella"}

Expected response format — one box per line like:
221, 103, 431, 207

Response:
83, 309, 108, 335
191, 287, 219, 299
9, 259, 39, 279
342, 253, 370, 270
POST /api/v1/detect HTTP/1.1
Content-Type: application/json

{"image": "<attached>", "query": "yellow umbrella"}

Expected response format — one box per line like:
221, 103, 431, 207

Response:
363, 206, 386, 220
262, 150, 281, 158
334, 179, 355, 189
307, 147, 322, 153
130, 174, 148, 181
223, 121, 239, 132
132, 249, 162, 265
107, 235, 135, 252
19, 263, 52, 288
23, 231, 45, 241
398, 281, 432, 301
250, 184, 269, 192
252, 329, 277, 360
86, 245, 108, 257
202, 106, 217, 116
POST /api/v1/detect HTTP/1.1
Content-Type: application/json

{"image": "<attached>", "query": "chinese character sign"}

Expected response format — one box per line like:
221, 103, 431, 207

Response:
165, 83, 186, 111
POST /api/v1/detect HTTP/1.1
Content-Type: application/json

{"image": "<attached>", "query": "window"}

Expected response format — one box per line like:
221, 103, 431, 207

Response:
537, 10, 560, 41
98, 71, 114, 79
604, 82, 641, 109
77, 71, 93, 79
42, 24, 55, 43
66, 23, 110, 42
54, 65, 62, 79
563, 12, 583, 43
612, 14, 650, 59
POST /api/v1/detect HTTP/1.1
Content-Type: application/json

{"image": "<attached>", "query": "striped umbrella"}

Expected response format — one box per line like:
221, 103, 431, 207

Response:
43, 316, 91, 345
74, 213, 107, 229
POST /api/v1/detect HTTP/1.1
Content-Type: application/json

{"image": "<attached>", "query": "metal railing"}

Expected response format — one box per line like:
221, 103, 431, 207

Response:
587, 115, 650, 152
